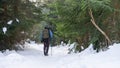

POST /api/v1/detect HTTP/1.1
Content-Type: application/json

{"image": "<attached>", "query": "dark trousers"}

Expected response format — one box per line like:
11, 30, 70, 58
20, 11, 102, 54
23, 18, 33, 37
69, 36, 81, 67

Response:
43, 38, 49, 56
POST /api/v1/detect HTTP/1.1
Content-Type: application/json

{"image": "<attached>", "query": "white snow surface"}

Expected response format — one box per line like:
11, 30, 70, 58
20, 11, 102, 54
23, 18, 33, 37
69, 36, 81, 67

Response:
7, 20, 13, 25
16, 18, 19, 23
0, 43, 120, 68
2, 27, 7, 34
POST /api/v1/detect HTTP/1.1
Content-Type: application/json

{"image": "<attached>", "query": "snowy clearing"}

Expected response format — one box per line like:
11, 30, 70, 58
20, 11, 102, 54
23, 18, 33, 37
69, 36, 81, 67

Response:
0, 43, 120, 68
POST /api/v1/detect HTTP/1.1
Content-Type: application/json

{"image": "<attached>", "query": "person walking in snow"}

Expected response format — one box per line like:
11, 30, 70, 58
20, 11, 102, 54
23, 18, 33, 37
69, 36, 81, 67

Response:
41, 26, 53, 56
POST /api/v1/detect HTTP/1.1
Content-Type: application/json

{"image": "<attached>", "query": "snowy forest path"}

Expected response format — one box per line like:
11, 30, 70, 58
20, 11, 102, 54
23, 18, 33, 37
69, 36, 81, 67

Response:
12, 43, 72, 68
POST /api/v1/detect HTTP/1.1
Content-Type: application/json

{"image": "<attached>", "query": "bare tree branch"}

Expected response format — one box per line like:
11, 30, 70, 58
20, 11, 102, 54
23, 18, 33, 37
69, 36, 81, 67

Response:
89, 8, 112, 45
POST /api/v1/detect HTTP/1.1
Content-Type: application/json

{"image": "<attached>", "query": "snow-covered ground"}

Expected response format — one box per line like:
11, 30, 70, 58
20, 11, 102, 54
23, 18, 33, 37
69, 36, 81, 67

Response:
0, 43, 120, 68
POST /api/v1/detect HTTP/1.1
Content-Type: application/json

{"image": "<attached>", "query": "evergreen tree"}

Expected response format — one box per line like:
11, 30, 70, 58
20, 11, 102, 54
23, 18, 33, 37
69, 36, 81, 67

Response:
0, 0, 43, 51
46, 0, 118, 52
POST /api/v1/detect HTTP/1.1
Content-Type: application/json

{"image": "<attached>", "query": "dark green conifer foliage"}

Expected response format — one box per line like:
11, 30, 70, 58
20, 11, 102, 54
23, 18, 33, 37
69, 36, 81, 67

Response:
0, 0, 42, 51
46, 0, 120, 52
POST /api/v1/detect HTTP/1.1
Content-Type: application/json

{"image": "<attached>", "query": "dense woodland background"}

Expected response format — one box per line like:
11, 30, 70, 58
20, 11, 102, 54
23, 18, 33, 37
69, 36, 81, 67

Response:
0, 0, 120, 52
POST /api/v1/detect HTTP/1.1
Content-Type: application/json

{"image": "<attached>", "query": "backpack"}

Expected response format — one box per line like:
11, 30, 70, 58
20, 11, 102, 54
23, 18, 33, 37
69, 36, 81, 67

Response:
42, 29, 49, 39
49, 29, 53, 39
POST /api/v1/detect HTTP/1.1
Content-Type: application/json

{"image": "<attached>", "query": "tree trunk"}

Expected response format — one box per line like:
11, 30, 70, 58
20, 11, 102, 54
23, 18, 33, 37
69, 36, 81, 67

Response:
89, 8, 112, 45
